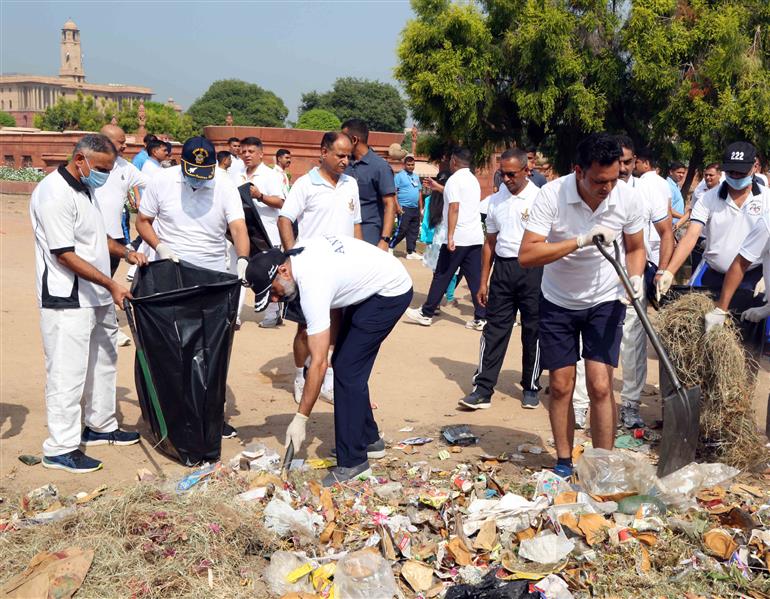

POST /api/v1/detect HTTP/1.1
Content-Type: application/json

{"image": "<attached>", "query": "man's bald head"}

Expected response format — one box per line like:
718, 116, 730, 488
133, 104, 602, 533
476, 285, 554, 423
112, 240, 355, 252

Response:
100, 124, 126, 155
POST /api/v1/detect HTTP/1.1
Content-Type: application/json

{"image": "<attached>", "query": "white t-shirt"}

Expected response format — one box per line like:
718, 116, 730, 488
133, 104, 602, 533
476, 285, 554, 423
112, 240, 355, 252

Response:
738, 213, 770, 301
229, 155, 246, 184
279, 168, 361, 242
30, 166, 112, 308
292, 235, 413, 335
443, 168, 484, 246
141, 158, 162, 179
690, 182, 770, 273
633, 176, 670, 266
525, 173, 645, 310
757, 173, 768, 187
94, 156, 147, 239
485, 181, 540, 258
139, 166, 245, 271
240, 162, 285, 246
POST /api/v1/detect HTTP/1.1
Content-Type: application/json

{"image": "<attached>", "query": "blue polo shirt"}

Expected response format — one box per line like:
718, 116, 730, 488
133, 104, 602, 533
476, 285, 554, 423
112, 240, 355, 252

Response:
132, 149, 149, 171
667, 177, 685, 223
395, 169, 420, 208
345, 148, 396, 244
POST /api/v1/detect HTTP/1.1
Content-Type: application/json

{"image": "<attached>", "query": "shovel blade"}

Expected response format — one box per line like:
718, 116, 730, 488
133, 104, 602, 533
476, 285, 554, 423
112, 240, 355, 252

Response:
657, 386, 701, 477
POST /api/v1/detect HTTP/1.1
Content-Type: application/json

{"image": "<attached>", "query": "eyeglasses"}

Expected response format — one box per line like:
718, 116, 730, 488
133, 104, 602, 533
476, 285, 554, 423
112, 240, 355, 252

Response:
501, 167, 526, 179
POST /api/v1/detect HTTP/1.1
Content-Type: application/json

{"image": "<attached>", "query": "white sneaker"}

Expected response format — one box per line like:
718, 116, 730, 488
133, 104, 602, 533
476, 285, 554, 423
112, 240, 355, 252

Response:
117, 330, 132, 347
259, 315, 282, 328
465, 319, 487, 331
574, 407, 588, 430
293, 377, 304, 404
406, 252, 423, 260
405, 307, 432, 326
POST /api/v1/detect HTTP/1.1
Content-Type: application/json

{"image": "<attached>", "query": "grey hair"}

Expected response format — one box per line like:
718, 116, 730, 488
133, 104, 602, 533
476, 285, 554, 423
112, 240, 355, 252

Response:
73, 133, 117, 159
500, 147, 528, 167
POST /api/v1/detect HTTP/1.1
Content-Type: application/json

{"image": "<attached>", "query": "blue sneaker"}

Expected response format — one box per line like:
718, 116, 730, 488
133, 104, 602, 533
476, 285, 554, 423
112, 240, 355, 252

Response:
552, 463, 573, 478
81, 427, 140, 446
43, 449, 103, 473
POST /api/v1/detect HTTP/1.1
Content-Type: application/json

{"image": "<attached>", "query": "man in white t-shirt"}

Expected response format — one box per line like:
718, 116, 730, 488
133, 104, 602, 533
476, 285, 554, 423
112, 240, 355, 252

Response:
273, 149, 292, 197
30, 134, 148, 473
519, 133, 646, 478
459, 148, 543, 411
139, 139, 168, 179
278, 131, 363, 404
405, 147, 486, 330
227, 137, 246, 184
245, 235, 412, 487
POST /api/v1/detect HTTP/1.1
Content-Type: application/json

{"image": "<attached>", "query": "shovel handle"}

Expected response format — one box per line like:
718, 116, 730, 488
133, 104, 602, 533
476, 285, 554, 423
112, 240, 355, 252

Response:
593, 237, 685, 395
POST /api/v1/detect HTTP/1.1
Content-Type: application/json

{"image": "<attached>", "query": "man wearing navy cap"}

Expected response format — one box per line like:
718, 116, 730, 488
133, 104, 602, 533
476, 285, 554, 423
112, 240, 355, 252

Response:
135, 136, 251, 438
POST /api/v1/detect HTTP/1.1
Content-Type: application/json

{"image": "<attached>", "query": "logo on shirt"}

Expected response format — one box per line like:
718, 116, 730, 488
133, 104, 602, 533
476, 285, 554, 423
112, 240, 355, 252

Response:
521, 208, 530, 223
348, 198, 355, 214
747, 201, 762, 216
192, 148, 208, 165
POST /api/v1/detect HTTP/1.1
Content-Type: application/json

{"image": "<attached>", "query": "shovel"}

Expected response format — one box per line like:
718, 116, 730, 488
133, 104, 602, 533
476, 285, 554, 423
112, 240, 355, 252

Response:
594, 238, 700, 476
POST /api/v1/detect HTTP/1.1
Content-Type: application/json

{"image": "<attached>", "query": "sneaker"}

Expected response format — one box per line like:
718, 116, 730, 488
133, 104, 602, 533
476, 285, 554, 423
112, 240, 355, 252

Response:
81, 426, 140, 446
43, 449, 103, 473
330, 438, 386, 459
406, 252, 423, 260
259, 315, 282, 328
458, 391, 492, 410
620, 407, 645, 429
320, 369, 334, 404
117, 330, 132, 347
521, 389, 539, 409
552, 463, 573, 478
574, 407, 588, 430
294, 377, 305, 404
321, 461, 372, 487
405, 307, 433, 326
222, 423, 238, 439
465, 319, 487, 331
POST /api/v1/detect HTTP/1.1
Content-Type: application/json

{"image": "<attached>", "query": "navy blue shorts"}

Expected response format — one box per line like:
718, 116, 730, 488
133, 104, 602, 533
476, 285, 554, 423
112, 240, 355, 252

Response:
538, 296, 626, 370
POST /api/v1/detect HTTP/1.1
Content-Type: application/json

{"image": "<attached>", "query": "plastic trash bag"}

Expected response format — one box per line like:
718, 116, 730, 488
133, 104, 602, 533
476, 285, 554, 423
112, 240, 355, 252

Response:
656, 462, 739, 509
444, 570, 540, 599
263, 497, 324, 541
334, 550, 401, 599
263, 551, 313, 596
129, 259, 240, 466
575, 448, 658, 496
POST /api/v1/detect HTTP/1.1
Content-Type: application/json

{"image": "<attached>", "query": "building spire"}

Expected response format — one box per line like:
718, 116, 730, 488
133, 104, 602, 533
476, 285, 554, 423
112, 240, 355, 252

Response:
60, 19, 84, 82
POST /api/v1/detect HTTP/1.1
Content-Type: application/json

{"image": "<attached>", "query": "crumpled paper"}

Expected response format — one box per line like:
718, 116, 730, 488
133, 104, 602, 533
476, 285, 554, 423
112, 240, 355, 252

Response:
2, 546, 94, 599
519, 531, 575, 564
463, 493, 549, 536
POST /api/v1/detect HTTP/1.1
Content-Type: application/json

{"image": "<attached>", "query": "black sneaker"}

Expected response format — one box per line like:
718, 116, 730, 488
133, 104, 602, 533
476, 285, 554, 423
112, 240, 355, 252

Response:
321, 461, 372, 487
82, 427, 140, 446
458, 391, 491, 410
330, 437, 386, 459
222, 423, 238, 439
521, 390, 540, 409
42, 449, 103, 473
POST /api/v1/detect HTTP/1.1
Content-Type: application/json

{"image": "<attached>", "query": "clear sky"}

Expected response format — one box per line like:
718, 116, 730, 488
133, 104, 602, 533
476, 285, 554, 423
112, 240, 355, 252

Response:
0, 0, 415, 120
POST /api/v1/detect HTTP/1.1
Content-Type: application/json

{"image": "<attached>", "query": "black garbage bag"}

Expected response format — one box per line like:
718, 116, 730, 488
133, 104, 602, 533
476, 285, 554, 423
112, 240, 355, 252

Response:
128, 259, 241, 466
444, 571, 540, 599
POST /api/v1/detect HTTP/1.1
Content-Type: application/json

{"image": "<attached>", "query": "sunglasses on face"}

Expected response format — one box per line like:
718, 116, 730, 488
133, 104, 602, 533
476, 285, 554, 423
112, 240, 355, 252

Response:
501, 168, 526, 178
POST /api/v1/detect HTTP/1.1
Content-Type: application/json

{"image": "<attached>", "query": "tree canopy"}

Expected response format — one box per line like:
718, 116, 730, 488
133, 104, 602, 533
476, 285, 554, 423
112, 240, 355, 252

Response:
0, 111, 16, 127
299, 77, 407, 133
34, 93, 106, 132
295, 108, 342, 131
396, 0, 770, 175
117, 101, 197, 141
186, 79, 288, 129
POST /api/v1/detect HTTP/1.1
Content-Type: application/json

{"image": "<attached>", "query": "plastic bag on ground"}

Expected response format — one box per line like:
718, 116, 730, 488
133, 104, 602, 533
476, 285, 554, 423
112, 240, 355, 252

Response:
263, 551, 313, 596
334, 550, 401, 599
518, 530, 575, 564
575, 448, 657, 496
463, 493, 549, 536
656, 462, 740, 509
264, 498, 324, 541
444, 571, 540, 599
534, 574, 574, 599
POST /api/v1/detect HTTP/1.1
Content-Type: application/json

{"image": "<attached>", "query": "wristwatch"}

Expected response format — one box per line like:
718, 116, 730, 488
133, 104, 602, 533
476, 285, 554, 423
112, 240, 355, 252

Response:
124, 246, 132, 262
381, 236, 393, 243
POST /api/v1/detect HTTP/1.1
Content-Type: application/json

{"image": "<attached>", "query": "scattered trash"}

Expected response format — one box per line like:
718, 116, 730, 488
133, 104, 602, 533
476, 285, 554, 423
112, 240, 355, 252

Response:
444, 571, 540, 599
334, 549, 401, 599
519, 531, 575, 564
176, 462, 222, 492
614, 434, 644, 450
442, 425, 479, 446
400, 436, 433, 446
264, 497, 324, 541
264, 551, 313, 596
399, 426, 415, 433
517, 443, 544, 455
1, 546, 93, 599
17, 455, 40, 466
534, 574, 574, 599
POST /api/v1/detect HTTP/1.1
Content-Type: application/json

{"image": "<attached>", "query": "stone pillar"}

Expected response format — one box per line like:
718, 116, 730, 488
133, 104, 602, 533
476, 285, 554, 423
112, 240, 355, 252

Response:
410, 125, 418, 155
137, 99, 147, 138
225, 112, 233, 126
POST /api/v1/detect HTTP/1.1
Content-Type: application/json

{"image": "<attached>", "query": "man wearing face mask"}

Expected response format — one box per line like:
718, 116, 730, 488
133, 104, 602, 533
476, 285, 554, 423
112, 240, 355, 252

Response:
135, 136, 250, 437
658, 142, 770, 313
30, 134, 149, 473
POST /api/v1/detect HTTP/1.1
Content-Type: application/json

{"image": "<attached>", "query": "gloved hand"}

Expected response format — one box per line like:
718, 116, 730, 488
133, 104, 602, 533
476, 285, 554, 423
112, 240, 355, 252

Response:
156, 243, 179, 263
629, 275, 644, 301
754, 277, 766, 299
656, 270, 674, 300
741, 303, 770, 323
577, 225, 616, 248
236, 256, 249, 286
704, 307, 728, 333
285, 412, 308, 451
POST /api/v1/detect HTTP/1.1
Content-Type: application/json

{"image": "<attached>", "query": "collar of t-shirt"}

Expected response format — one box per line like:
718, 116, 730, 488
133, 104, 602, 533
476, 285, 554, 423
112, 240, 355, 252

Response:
717, 180, 763, 200
309, 166, 349, 189
58, 163, 91, 199
565, 177, 618, 210
353, 148, 377, 166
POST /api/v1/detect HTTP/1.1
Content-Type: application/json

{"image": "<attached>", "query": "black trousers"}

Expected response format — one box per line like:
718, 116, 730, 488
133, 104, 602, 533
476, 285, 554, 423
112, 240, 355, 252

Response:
422, 244, 485, 320
390, 207, 420, 253
109, 237, 128, 277
472, 256, 543, 396
332, 289, 413, 467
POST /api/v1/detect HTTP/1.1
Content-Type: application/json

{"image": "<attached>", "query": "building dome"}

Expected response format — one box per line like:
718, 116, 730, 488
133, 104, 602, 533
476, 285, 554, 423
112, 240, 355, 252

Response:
62, 19, 78, 31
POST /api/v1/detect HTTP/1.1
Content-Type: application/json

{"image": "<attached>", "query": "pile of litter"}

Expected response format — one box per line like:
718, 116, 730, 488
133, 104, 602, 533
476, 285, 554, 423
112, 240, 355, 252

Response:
5, 437, 770, 598
657, 292, 767, 470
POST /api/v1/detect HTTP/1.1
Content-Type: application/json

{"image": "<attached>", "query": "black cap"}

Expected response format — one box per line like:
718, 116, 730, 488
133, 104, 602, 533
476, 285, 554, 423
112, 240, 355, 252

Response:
722, 142, 756, 175
245, 248, 286, 311
181, 136, 216, 180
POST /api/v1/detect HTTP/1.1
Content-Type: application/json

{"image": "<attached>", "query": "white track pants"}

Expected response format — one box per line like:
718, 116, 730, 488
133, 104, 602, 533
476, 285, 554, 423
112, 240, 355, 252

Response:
40, 305, 119, 456
619, 298, 647, 409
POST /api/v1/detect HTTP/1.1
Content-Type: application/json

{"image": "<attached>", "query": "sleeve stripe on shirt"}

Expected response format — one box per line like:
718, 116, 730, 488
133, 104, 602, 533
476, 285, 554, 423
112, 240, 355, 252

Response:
50, 246, 76, 255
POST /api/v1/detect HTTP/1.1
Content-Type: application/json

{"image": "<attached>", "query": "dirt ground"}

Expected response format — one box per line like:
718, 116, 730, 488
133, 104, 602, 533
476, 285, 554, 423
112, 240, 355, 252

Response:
1, 192, 769, 498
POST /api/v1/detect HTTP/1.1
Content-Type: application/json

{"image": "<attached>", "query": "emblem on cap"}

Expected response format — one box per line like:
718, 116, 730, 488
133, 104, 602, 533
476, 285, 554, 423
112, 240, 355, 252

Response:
193, 148, 208, 165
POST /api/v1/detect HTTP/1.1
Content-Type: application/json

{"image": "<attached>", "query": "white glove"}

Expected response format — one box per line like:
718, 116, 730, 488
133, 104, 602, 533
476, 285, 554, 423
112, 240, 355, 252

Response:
629, 275, 644, 300
236, 256, 249, 285
741, 304, 770, 323
577, 225, 616, 248
656, 270, 674, 300
704, 307, 728, 333
156, 243, 179, 263
754, 277, 766, 299
285, 412, 308, 451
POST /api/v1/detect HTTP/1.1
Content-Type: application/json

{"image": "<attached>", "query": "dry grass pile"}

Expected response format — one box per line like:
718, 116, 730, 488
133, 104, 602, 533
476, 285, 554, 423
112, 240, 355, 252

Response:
0, 473, 283, 598
657, 292, 767, 469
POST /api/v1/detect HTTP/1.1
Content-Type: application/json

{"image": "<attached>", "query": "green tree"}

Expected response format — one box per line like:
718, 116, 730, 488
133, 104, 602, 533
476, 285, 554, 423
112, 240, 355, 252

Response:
0, 111, 16, 127
299, 77, 407, 133
33, 92, 106, 132
295, 108, 342, 131
117, 101, 198, 141
186, 79, 288, 129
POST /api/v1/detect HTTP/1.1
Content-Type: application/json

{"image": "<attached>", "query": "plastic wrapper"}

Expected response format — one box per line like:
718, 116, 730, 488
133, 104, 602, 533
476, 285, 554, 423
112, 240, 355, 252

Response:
263, 498, 324, 541
575, 448, 657, 496
656, 462, 740, 509
445, 571, 540, 598
519, 531, 575, 564
263, 551, 313, 596
463, 494, 549, 536
334, 550, 401, 599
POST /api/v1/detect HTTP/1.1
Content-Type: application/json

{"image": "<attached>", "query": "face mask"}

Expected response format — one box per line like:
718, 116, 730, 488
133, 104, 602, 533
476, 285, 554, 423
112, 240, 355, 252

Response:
78, 156, 110, 189
184, 175, 214, 190
725, 174, 753, 190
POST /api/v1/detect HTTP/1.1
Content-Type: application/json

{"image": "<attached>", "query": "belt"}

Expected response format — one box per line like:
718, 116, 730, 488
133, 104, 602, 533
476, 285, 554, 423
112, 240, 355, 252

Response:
494, 254, 518, 261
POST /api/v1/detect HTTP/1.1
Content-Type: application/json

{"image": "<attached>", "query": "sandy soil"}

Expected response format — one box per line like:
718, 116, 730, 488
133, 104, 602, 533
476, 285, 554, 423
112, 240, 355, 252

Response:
1, 192, 768, 498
